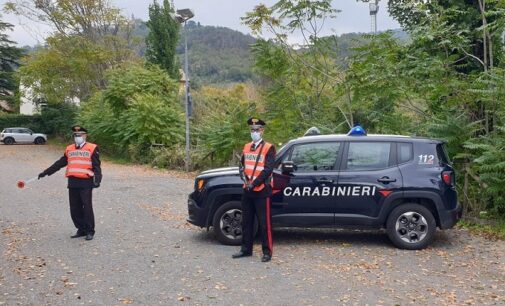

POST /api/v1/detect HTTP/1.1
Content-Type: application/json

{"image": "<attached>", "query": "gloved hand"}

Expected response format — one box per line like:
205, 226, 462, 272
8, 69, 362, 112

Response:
93, 181, 101, 188
245, 183, 254, 191
38, 172, 47, 180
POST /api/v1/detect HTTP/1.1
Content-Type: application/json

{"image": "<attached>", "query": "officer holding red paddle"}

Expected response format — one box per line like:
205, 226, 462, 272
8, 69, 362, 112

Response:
233, 118, 276, 262
38, 125, 102, 241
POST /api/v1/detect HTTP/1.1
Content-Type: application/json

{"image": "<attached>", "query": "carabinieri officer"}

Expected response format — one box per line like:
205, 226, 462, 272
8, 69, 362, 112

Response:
233, 117, 276, 262
38, 125, 102, 241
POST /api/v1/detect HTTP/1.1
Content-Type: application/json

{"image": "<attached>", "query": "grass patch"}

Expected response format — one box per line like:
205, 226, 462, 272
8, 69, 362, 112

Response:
458, 218, 505, 240
46, 137, 69, 149
101, 154, 131, 165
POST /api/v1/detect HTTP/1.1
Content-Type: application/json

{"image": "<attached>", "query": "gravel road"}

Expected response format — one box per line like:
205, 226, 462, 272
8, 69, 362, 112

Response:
1, 144, 504, 305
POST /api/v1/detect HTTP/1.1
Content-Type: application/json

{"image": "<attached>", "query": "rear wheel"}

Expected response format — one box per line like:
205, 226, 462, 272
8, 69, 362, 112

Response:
212, 201, 258, 245
386, 203, 436, 250
3, 137, 14, 145
34, 137, 46, 145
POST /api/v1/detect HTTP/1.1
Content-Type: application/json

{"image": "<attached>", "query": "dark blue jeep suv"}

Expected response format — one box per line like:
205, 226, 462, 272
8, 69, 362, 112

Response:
187, 131, 462, 250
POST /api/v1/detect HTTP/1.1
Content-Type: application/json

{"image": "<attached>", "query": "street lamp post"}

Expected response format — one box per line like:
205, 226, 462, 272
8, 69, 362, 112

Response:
173, 9, 194, 172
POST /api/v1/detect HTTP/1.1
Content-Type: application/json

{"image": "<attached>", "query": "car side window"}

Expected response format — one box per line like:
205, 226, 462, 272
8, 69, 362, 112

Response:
346, 142, 391, 171
398, 142, 414, 164
289, 142, 340, 172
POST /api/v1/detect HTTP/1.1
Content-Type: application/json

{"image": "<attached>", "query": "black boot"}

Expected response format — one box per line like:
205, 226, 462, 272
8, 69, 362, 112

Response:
261, 254, 271, 262
70, 231, 86, 238
232, 250, 252, 258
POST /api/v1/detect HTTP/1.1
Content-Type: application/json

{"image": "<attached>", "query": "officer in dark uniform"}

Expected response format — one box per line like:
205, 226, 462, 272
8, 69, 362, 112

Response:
233, 118, 276, 262
38, 126, 102, 241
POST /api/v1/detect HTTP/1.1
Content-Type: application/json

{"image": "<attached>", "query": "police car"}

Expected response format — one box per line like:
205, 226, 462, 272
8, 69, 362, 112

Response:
187, 126, 462, 250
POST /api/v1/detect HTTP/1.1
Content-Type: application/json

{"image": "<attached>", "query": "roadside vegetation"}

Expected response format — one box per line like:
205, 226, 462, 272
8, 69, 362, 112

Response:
1, 0, 505, 228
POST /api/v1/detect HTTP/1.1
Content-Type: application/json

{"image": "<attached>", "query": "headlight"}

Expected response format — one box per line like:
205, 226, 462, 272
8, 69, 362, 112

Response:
196, 179, 206, 191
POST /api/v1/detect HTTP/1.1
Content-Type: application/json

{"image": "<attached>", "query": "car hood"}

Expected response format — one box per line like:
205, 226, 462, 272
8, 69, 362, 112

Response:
198, 167, 240, 179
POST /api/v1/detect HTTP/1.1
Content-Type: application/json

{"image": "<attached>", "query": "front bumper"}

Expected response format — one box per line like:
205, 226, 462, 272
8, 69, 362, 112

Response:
439, 203, 463, 229
187, 196, 208, 228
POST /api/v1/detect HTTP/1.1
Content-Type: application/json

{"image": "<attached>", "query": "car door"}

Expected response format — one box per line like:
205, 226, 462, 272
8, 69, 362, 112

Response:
335, 141, 403, 225
16, 129, 31, 143
271, 141, 342, 227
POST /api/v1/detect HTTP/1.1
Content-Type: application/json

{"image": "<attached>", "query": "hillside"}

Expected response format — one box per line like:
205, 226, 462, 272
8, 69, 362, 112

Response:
178, 21, 257, 86
22, 21, 408, 86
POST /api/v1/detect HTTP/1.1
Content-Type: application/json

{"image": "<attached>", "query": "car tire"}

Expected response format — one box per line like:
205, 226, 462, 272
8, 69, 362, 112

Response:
34, 137, 46, 145
212, 201, 258, 246
3, 137, 14, 145
386, 203, 436, 250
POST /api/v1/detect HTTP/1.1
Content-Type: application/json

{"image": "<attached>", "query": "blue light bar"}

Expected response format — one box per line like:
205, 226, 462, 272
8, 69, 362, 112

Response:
348, 124, 367, 136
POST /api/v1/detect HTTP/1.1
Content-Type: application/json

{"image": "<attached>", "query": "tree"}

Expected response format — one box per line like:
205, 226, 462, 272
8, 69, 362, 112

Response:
145, 0, 180, 79
0, 19, 23, 107
80, 63, 184, 160
243, 0, 352, 142
4, 0, 139, 103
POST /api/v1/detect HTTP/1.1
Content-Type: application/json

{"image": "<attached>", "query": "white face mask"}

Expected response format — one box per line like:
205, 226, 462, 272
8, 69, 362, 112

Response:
74, 136, 85, 146
251, 131, 261, 142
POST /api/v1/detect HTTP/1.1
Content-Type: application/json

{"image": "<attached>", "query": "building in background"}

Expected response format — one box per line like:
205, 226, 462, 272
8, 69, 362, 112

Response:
19, 83, 80, 115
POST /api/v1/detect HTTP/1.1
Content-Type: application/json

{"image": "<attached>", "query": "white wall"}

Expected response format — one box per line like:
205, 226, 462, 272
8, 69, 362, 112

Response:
19, 84, 39, 115
19, 83, 81, 115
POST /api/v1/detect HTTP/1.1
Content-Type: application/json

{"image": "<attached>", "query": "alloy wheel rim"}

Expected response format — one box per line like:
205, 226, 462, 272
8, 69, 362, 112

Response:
395, 211, 428, 243
219, 209, 242, 240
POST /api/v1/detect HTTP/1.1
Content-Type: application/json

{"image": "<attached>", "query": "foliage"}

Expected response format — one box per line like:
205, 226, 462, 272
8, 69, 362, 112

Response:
464, 126, 505, 215
6, 0, 139, 104
39, 103, 78, 138
145, 0, 180, 79
178, 22, 257, 85
0, 19, 23, 107
192, 84, 259, 167
80, 63, 184, 163
243, 0, 352, 145
0, 103, 76, 136
0, 113, 42, 131
20, 35, 121, 104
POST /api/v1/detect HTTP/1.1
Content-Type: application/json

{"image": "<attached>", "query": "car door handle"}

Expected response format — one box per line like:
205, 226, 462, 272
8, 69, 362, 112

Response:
316, 178, 334, 184
377, 177, 396, 183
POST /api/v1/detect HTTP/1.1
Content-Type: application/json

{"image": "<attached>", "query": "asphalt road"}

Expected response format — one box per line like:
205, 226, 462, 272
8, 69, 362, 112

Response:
1, 144, 504, 305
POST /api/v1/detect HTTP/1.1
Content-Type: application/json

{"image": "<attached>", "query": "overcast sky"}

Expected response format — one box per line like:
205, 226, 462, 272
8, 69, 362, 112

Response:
1, 0, 400, 46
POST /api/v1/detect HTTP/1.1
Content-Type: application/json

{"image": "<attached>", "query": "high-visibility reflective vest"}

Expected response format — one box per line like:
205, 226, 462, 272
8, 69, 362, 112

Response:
243, 141, 273, 192
65, 142, 97, 179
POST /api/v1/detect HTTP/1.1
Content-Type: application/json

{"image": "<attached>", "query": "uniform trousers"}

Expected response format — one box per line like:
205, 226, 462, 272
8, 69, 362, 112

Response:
240, 194, 273, 256
68, 188, 95, 235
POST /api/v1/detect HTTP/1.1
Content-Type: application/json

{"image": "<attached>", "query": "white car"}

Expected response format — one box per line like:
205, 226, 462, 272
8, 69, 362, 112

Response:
0, 127, 47, 145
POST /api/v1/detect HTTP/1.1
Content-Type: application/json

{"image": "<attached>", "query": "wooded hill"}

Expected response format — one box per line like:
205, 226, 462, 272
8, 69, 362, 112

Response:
22, 19, 407, 86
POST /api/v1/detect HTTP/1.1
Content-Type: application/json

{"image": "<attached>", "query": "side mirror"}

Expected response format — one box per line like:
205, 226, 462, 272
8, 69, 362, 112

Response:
281, 161, 296, 175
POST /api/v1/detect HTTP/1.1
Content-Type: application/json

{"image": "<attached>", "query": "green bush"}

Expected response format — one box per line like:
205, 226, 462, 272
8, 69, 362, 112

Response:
80, 63, 184, 162
0, 113, 44, 132
40, 103, 78, 138
0, 104, 76, 137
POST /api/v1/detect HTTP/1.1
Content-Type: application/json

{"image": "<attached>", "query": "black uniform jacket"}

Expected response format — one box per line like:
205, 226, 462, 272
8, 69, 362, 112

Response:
42, 143, 102, 189
240, 140, 276, 198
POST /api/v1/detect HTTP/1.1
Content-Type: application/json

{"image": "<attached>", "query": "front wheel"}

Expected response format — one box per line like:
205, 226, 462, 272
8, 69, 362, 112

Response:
3, 137, 14, 145
34, 137, 46, 145
386, 203, 436, 250
212, 201, 258, 245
